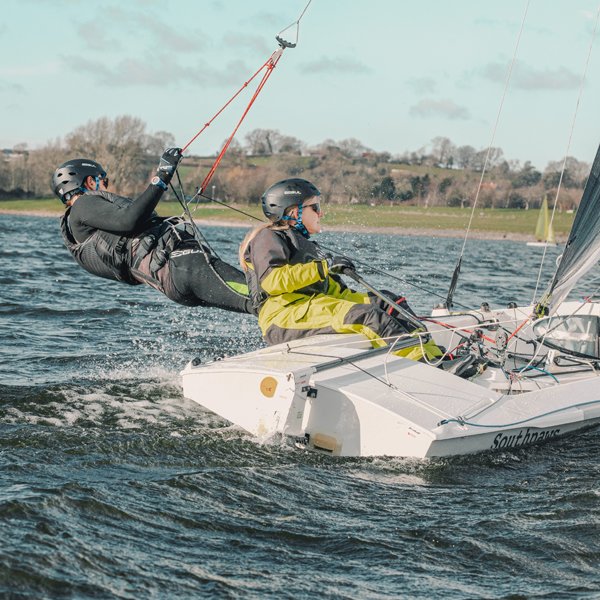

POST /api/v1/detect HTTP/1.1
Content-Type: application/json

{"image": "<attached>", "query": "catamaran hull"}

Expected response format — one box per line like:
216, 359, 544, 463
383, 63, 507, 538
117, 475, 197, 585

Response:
181, 309, 600, 459
181, 358, 600, 458
526, 242, 557, 248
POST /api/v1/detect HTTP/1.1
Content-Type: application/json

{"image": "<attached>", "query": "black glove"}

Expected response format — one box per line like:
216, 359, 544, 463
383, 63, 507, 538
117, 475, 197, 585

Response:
327, 255, 355, 275
370, 289, 418, 317
156, 147, 183, 184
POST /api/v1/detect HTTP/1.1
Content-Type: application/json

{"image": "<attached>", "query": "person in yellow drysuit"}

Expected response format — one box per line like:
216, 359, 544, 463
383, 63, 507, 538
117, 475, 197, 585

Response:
239, 178, 442, 361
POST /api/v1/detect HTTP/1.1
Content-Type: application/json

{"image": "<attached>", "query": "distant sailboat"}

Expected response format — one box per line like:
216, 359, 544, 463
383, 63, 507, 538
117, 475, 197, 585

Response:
527, 195, 557, 247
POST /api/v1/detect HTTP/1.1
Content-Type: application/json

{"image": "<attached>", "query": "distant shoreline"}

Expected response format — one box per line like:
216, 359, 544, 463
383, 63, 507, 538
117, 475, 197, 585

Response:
0, 208, 549, 242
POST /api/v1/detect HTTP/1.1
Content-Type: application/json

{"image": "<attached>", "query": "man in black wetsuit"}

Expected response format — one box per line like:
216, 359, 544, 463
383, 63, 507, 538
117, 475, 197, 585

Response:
52, 148, 252, 313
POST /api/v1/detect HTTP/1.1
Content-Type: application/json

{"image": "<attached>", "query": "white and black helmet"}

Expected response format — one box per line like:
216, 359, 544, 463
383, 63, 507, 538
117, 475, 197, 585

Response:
52, 158, 107, 204
261, 178, 321, 222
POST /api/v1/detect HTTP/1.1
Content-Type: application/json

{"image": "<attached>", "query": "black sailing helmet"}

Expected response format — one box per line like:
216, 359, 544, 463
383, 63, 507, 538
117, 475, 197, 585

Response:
261, 178, 321, 222
52, 158, 107, 204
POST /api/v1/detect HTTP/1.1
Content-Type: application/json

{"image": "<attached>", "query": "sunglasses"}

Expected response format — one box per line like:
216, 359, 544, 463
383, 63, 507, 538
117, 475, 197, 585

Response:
302, 202, 321, 214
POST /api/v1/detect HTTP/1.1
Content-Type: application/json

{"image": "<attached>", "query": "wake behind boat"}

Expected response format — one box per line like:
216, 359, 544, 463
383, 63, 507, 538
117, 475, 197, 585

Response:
181, 144, 600, 458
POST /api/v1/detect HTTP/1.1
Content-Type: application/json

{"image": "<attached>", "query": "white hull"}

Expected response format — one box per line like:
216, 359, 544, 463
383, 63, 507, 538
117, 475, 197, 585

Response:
181, 300, 600, 458
527, 241, 557, 247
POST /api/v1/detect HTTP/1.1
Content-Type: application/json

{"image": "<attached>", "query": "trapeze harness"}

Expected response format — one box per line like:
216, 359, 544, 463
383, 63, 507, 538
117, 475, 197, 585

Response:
60, 190, 245, 309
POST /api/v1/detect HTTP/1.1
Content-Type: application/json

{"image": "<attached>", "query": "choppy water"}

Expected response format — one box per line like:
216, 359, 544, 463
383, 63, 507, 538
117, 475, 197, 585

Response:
1, 214, 599, 598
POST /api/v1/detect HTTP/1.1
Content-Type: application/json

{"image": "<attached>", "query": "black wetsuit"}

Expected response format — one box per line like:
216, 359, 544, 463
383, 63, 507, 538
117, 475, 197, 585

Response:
61, 186, 252, 314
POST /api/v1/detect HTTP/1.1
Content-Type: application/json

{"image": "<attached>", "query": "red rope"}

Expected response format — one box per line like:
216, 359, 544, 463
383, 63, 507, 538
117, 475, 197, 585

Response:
179, 47, 285, 196
181, 50, 281, 154
198, 49, 283, 194
422, 317, 496, 344
506, 317, 531, 343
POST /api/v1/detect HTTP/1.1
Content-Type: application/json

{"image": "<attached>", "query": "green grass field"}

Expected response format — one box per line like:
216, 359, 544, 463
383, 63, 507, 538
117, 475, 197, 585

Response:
325, 204, 575, 235
0, 198, 575, 236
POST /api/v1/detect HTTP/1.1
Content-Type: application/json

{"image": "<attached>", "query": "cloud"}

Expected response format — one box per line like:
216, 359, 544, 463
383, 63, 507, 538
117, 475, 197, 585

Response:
481, 60, 580, 90
79, 6, 207, 53
299, 56, 372, 75
73, 6, 274, 69
134, 14, 207, 53
64, 53, 251, 88
474, 17, 552, 35
406, 77, 437, 94
409, 98, 470, 120
579, 9, 600, 35
245, 10, 288, 28
76, 20, 123, 52
221, 32, 271, 56
0, 81, 25, 94
0, 62, 59, 77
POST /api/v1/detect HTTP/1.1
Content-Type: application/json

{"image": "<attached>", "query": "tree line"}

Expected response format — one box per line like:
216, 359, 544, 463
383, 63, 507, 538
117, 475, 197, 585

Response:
0, 116, 175, 199
0, 115, 590, 211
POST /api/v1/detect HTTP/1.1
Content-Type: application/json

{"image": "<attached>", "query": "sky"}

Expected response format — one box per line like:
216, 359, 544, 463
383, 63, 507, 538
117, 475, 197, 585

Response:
1, 0, 600, 170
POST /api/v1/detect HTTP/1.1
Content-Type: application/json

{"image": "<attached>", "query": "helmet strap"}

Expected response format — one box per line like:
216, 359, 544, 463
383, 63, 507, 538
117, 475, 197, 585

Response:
64, 186, 86, 203
282, 204, 310, 238
94, 176, 101, 191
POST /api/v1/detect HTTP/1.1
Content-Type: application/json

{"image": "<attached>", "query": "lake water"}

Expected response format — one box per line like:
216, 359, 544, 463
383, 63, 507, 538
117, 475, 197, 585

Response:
1, 214, 599, 598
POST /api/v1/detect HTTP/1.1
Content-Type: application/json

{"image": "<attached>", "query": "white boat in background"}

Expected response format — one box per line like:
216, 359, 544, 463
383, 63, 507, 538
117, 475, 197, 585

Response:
181, 144, 600, 458
527, 195, 557, 247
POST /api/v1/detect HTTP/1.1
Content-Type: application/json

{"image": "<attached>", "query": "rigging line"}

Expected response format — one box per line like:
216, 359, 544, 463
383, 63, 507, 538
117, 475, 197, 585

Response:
288, 347, 455, 418
181, 0, 315, 201
317, 242, 464, 305
170, 2, 316, 255
185, 188, 461, 305
173, 49, 285, 248
505, 315, 531, 343
190, 192, 266, 220
182, 48, 285, 211
532, 4, 600, 303
168, 175, 249, 298
295, 0, 314, 23
196, 51, 284, 197
439, 398, 600, 429
181, 53, 278, 155
277, 0, 314, 46
458, 0, 530, 255
170, 172, 214, 252
445, 0, 530, 308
